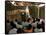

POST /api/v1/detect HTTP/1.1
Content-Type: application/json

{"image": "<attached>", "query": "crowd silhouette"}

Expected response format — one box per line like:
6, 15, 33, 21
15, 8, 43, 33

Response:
6, 17, 45, 34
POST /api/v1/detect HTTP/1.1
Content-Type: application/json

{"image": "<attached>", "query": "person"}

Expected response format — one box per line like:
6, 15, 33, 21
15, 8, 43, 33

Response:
10, 21, 16, 28
31, 19, 36, 32
6, 20, 12, 34
34, 23, 43, 32
33, 18, 40, 28
22, 18, 33, 33
41, 21, 45, 32
23, 24, 33, 33
31, 17, 36, 27
32, 17, 35, 23
17, 28, 24, 33
13, 19, 18, 25
22, 18, 32, 27
14, 19, 23, 29
9, 21, 17, 34
9, 28, 17, 34
40, 18, 45, 32
27, 18, 33, 24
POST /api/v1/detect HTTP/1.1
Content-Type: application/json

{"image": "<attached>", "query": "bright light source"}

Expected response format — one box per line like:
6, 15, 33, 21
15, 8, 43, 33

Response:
11, 1, 17, 6
11, 1, 15, 4
26, 6, 29, 13
38, 4, 45, 7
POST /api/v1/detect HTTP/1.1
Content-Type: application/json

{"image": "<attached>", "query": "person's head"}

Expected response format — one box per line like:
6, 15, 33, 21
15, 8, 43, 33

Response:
27, 18, 32, 23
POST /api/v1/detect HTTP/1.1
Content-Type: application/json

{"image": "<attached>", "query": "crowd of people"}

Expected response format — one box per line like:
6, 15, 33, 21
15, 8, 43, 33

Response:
6, 17, 45, 34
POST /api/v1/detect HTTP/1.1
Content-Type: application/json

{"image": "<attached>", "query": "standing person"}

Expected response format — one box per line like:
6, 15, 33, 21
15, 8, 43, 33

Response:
39, 18, 45, 32
34, 18, 43, 32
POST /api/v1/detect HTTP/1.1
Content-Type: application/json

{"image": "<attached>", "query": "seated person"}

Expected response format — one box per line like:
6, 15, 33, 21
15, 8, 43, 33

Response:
23, 24, 33, 33
34, 23, 43, 32
9, 21, 17, 34
14, 19, 23, 29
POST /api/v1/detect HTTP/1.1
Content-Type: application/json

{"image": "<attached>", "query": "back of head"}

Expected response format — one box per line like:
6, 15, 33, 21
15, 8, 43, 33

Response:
27, 18, 32, 22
